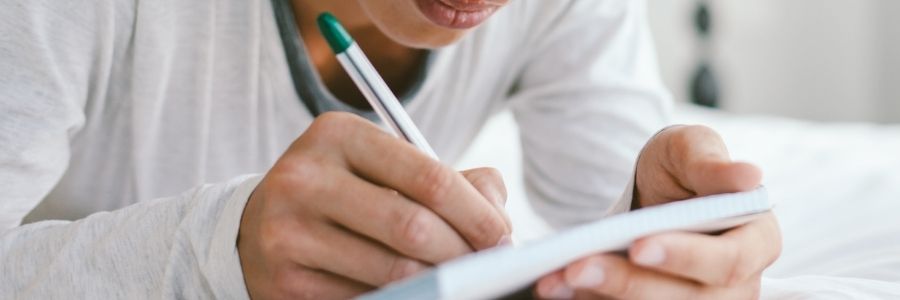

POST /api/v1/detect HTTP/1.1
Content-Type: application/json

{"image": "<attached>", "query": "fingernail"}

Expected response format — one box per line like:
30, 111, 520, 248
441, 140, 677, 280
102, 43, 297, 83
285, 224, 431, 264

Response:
572, 262, 605, 288
634, 242, 666, 266
542, 281, 574, 299
496, 234, 513, 247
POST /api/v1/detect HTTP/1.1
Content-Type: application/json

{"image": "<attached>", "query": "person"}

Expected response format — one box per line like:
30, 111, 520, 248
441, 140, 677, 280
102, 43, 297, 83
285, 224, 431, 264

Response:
0, 0, 781, 299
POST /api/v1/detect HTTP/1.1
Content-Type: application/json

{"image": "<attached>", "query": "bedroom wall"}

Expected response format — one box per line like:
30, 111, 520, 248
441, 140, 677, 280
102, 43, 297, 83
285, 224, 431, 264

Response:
876, 1, 900, 123
648, 0, 900, 123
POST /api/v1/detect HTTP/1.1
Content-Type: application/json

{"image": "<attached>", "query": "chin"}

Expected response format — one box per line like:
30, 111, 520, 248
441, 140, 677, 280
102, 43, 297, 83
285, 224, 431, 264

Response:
381, 25, 469, 49
359, 0, 485, 49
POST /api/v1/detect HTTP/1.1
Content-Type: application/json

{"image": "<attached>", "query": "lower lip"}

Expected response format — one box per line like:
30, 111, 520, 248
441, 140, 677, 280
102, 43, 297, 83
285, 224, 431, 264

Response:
414, 0, 499, 29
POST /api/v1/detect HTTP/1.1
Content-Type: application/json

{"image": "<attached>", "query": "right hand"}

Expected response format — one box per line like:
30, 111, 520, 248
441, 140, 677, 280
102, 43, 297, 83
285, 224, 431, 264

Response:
237, 112, 512, 299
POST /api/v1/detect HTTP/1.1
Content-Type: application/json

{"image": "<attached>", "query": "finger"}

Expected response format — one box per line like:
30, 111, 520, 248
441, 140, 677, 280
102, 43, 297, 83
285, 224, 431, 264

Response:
460, 167, 512, 231
322, 114, 510, 250
628, 213, 781, 286
317, 168, 472, 263
685, 160, 762, 196
274, 267, 371, 300
350, 149, 511, 251
562, 254, 703, 300
285, 218, 430, 287
665, 125, 762, 195
534, 270, 575, 299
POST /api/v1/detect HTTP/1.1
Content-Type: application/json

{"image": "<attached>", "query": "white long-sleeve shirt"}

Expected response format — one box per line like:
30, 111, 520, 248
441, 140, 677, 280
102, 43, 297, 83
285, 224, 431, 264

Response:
0, 0, 670, 297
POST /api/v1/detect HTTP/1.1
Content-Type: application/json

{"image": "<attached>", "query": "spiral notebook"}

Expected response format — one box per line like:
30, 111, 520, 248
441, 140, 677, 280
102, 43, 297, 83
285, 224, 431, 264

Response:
358, 187, 772, 300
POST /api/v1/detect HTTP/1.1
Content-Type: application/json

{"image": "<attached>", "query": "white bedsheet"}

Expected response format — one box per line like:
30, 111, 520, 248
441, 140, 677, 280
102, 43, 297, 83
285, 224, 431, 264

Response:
456, 103, 900, 299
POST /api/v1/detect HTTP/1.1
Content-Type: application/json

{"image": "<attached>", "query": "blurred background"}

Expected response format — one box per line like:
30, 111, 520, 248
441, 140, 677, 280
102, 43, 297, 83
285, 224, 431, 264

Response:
458, 2, 900, 294
648, 0, 900, 122
458, 0, 900, 242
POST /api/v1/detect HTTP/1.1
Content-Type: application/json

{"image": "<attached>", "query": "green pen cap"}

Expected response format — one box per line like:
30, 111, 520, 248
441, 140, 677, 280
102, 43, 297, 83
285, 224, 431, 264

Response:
317, 12, 354, 54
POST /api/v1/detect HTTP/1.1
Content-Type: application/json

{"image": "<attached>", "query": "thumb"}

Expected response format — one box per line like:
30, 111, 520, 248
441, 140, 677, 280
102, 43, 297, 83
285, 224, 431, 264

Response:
685, 159, 762, 196
673, 126, 762, 196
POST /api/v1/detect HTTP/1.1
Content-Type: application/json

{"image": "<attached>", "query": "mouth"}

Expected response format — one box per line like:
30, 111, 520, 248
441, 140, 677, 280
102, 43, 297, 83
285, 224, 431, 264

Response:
414, 0, 505, 29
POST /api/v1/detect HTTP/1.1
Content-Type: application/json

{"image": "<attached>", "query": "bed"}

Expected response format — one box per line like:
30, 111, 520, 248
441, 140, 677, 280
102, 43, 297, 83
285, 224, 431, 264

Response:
455, 103, 900, 299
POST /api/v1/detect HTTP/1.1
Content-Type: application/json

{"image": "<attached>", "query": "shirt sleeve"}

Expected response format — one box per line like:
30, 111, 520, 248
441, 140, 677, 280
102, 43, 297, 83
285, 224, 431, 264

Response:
1, 2, 254, 298
508, 0, 673, 229
0, 1, 98, 229
0, 174, 261, 299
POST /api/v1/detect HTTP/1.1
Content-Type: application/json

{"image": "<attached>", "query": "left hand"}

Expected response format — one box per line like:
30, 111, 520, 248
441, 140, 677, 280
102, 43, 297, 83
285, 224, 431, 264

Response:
534, 125, 782, 299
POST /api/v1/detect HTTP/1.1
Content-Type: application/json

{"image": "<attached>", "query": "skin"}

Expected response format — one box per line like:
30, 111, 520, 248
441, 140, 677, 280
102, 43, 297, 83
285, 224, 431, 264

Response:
236, 1, 782, 299
534, 126, 782, 300
290, 1, 457, 109
239, 112, 513, 299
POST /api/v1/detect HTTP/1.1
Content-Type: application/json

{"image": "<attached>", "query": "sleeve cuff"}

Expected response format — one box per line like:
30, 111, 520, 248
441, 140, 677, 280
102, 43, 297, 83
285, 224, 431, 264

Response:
604, 125, 677, 217
205, 174, 264, 300
604, 171, 635, 216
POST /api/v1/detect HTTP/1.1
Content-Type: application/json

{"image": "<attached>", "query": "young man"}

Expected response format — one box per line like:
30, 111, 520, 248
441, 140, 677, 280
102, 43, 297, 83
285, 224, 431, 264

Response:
0, 0, 780, 298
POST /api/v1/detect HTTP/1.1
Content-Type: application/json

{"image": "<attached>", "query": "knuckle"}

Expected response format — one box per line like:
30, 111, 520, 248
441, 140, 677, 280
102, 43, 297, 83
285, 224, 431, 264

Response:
386, 257, 423, 283
395, 208, 433, 256
609, 267, 637, 297
316, 111, 363, 130
663, 239, 695, 270
665, 124, 720, 158
468, 167, 502, 184
674, 124, 719, 143
294, 159, 328, 196
683, 124, 717, 135
416, 162, 455, 207
596, 258, 639, 298
726, 245, 753, 286
259, 219, 294, 255
471, 212, 506, 249
486, 168, 507, 196
305, 112, 363, 142
662, 128, 690, 162
471, 168, 507, 199
482, 167, 503, 180
260, 219, 321, 269
272, 157, 330, 200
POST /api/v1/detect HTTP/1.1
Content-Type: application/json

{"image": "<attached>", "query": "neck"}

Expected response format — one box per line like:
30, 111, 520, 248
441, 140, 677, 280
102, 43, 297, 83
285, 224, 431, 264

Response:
291, 1, 372, 69
292, 1, 372, 31
290, 0, 428, 110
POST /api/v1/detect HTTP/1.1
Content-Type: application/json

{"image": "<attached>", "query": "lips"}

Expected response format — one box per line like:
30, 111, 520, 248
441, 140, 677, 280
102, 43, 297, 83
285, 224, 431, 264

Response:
414, 0, 504, 29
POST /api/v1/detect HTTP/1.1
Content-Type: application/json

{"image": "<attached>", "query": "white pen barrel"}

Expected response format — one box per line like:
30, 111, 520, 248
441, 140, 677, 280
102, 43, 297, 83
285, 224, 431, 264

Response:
336, 44, 439, 160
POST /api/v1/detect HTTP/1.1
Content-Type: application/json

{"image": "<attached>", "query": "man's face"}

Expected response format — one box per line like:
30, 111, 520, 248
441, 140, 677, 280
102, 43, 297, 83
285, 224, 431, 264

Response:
357, 0, 509, 48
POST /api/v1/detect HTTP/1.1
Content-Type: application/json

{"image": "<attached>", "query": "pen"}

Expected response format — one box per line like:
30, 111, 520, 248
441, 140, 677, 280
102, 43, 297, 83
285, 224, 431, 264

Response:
316, 12, 439, 160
